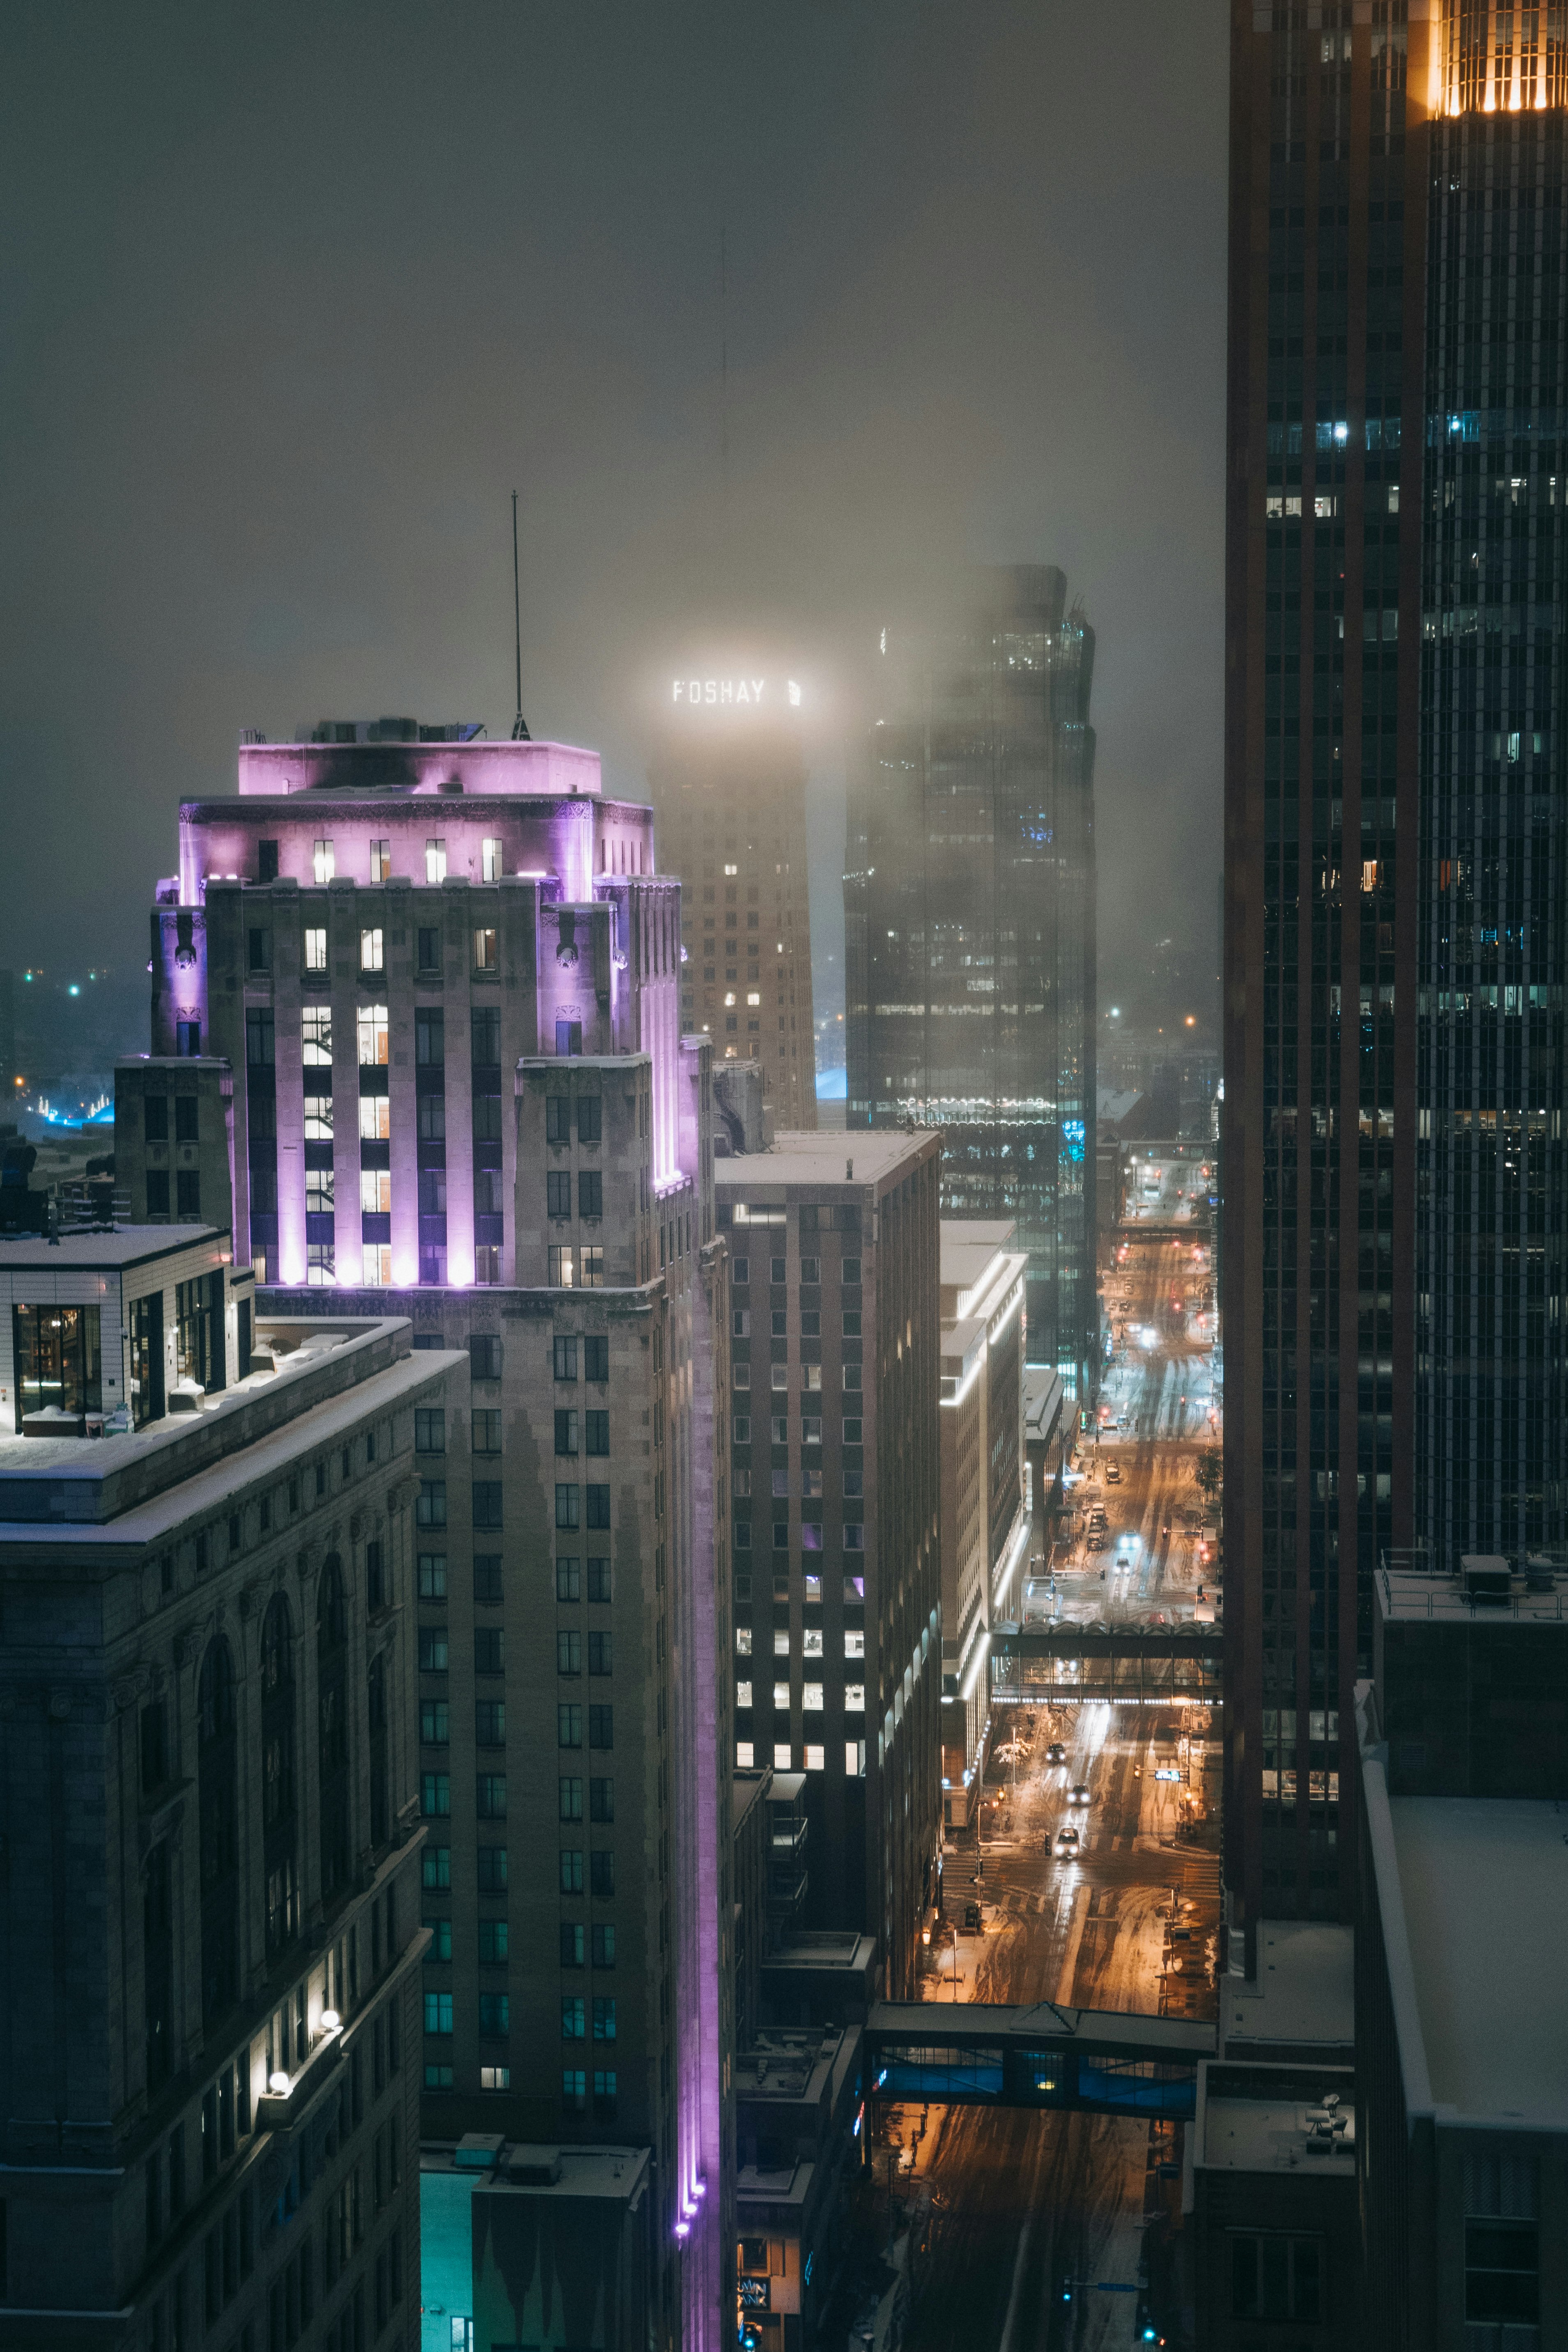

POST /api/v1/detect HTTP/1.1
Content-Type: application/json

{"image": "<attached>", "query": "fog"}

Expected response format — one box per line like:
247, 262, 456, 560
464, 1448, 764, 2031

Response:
0, 0, 1227, 1055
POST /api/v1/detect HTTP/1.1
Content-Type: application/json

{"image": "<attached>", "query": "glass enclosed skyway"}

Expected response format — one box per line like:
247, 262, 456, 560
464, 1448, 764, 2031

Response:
990, 1622, 1223, 1709
863, 2001, 1214, 2120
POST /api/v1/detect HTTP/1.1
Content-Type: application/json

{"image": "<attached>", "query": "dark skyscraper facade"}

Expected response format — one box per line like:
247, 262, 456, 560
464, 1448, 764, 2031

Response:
1417, 30, 1568, 1566
845, 567, 1097, 1393
1225, 0, 1568, 1944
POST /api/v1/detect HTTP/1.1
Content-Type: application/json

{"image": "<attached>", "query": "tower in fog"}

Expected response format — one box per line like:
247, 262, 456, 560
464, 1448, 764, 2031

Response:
1224, 0, 1568, 1945
845, 566, 1097, 1394
651, 671, 817, 1133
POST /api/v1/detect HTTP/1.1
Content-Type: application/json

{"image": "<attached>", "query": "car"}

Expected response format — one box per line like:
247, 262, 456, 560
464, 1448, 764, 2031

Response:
962, 1902, 983, 1933
1068, 1783, 1091, 1805
1104, 1464, 1122, 1484
1054, 1825, 1080, 1856
1087, 1533, 1108, 1553
1045, 1742, 1067, 1764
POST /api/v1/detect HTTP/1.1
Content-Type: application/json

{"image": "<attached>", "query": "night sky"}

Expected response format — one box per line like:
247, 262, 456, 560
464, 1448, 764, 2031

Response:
1, 1, 1226, 1063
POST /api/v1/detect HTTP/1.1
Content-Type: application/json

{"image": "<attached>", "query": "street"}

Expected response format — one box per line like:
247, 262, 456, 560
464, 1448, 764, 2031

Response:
862, 1151, 1219, 2350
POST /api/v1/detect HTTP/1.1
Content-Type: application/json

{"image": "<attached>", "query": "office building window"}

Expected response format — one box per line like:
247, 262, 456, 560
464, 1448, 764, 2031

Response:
302, 1004, 332, 1064
357, 1004, 389, 1067
312, 838, 334, 885
481, 836, 504, 882
369, 838, 391, 882
425, 837, 447, 884
359, 928, 384, 973
1230, 2236, 1322, 2324
473, 927, 498, 974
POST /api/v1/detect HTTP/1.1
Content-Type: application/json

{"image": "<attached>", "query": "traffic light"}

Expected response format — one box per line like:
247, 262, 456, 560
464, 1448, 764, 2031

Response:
1059, 2275, 1073, 2304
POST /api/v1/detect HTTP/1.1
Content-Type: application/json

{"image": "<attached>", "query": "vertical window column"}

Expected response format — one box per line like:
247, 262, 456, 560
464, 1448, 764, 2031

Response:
472, 1006, 503, 1284
416, 1007, 447, 1285
245, 1008, 277, 1282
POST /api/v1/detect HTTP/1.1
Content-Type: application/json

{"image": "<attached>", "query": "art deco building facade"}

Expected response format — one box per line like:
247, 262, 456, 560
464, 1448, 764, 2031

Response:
649, 674, 817, 1135
0, 1244, 447, 2350
1224, 0, 1568, 1941
714, 1131, 942, 2001
845, 567, 1097, 1393
117, 722, 736, 2352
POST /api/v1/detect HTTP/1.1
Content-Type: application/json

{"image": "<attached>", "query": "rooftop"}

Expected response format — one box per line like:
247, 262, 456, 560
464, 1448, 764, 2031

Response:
230, 732, 603, 801
1222, 1922, 1354, 2059
1198, 2064, 1357, 2175
0, 1222, 230, 1273
1376, 1561, 1568, 1628
715, 1129, 935, 1196
734, 2025, 855, 2110
0, 1315, 459, 1537
762, 1930, 879, 1975
419, 2139, 650, 2203
939, 1219, 1027, 1327
1381, 1793, 1568, 2125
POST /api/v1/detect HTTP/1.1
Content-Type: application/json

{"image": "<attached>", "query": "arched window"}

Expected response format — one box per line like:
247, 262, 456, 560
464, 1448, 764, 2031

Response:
260, 1594, 299, 1961
367, 1653, 389, 1851
197, 1636, 239, 2025
316, 1559, 350, 1902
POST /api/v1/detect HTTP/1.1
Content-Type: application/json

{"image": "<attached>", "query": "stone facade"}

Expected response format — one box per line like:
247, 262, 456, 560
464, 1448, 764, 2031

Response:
716, 1132, 942, 1999
0, 1291, 454, 2349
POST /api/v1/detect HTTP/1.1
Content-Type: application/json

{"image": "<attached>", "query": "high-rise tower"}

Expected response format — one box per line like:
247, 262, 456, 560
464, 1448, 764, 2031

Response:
650, 670, 817, 1134
1224, 0, 1568, 1946
845, 567, 1097, 1394
117, 720, 735, 2351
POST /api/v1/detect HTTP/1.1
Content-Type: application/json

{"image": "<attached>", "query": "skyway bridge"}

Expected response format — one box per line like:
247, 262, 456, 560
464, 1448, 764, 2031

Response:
863, 2001, 1215, 2122
989, 1621, 1223, 1709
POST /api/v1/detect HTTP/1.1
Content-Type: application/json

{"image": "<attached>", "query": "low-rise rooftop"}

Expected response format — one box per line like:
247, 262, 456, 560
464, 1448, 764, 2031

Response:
1223, 1922, 1354, 2059
715, 1129, 935, 1195
1197, 2064, 1357, 2176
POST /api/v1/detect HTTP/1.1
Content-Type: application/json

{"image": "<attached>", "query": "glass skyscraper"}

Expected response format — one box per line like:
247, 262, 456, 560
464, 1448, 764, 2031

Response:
845, 565, 1097, 1394
1225, 0, 1568, 1945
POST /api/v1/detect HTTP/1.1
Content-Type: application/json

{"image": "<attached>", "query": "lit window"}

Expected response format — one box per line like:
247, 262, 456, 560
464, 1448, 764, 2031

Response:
802, 1683, 824, 1712
357, 1004, 389, 1066
845, 1684, 865, 1711
302, 1006, 332, 1066
736, 1740, 754, 1767
359, 1095, 390, 1141
773, 1682, 790, 1709
370, 839, 391, 882
773, 1743, 791, 1768
425, 837, 447, 885
549, 1246, 576, 1289
736, 1681, 753, 1708
360, 928, 384, 972
361, 1244, 393, 1287
724, 992, 736, 1008
361, 1170, 392, 1215
804, 1743, 825, 1770
481, 837, 504, 882
480, 2065, 510, 2091
845, 1740, 864, 1777
474, 927, 498, 974
304, 1093, 334, 1140
746, 992, 760, 1007
304, 927, 328, 973
774, 1630, 790, 1656
845, 1629, 865, 1659
723, 863, 738, 876
313, 838, 334, 885
1361, 860, 1379, 894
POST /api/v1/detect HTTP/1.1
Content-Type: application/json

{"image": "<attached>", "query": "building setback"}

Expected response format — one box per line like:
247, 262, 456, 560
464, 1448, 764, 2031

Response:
845, 566, 1097, 1394
1224, 0, 1568, 1944
0, 1248, 453, 2350
115, 720, 736, 2352
647, 673, 817, 1134
715, 1131, 942, 2000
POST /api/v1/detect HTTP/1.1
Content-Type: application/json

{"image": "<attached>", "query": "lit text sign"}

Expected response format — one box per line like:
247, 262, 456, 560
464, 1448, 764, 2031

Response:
671, 677, 801, 708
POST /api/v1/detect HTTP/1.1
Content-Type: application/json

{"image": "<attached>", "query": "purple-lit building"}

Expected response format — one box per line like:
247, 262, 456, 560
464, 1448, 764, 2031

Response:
117, 720, 736, 2352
